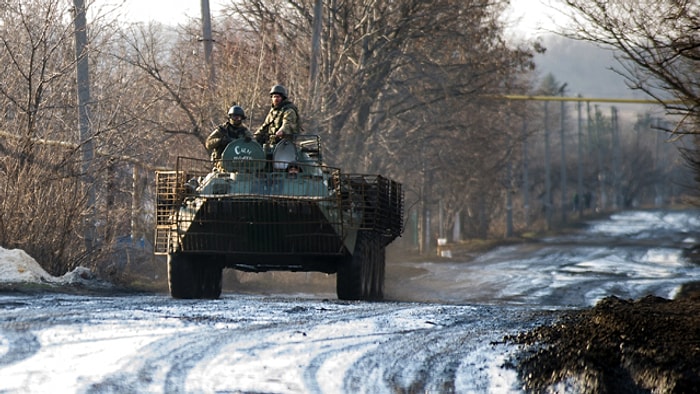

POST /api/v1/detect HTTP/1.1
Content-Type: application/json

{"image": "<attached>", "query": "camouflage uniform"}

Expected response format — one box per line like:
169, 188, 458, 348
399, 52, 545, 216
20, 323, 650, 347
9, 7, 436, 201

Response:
205, 121, 253, 161
254, 98, 301, 145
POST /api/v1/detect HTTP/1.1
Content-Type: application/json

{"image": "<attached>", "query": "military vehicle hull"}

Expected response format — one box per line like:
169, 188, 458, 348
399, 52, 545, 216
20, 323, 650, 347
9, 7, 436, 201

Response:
155, 137, 403, 300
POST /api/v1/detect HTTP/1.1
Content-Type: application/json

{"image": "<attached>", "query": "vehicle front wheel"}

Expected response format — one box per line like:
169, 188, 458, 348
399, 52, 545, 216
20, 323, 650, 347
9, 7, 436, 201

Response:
167, 252, 200, 299
200, 263, 223, 299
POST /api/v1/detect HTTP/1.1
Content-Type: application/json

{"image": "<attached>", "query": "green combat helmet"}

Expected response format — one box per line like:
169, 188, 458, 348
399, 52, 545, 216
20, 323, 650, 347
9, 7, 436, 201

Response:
269, 85, 287, 98
228, 105, 246, 119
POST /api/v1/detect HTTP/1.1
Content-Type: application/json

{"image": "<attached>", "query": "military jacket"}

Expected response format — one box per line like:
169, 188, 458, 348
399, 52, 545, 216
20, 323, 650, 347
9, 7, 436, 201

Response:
254, 99, 301, 144
205, 122, 253, 160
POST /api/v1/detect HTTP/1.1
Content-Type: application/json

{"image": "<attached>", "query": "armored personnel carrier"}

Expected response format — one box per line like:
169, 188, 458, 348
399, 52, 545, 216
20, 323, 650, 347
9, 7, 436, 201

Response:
154, 135, 403, 300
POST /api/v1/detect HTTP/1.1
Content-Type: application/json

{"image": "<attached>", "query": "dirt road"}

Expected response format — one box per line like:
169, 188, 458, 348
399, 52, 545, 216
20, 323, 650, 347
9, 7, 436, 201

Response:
1, 209, 699, 393
0, 293, 562, 393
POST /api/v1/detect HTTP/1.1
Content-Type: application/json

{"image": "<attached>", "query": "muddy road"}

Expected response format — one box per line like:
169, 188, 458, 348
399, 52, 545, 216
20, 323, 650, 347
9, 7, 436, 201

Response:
1, 209, 700, 393
0, 294, 555, 393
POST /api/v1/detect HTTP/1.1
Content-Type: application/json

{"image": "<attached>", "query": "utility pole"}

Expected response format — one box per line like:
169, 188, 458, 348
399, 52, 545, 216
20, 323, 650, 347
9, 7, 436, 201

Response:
576, 97, 583, 218
521, 118, 530, 226
505, 114, 513, 237
506, 155, 514, 237
611, 106, 621, 208
559, 83, 567, 224
544, 101, 552, 230
73, 0, 96, 250
201, 0, 215, 89
309, 0, 323, 117
595, 105, 607, 211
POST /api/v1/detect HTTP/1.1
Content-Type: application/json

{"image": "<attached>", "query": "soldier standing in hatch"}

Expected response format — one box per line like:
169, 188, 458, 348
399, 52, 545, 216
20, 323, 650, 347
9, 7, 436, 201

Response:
254, 85, 301, 146
206, 105, 253, 161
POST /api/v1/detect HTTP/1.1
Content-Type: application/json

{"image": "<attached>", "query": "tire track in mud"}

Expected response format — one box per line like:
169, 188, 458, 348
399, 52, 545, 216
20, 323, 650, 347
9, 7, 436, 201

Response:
199, 300, 406, 393
84, 329, 234, 393
0, 296, 89, 367
341, 307, 496, 393
336, 306, 560, 393
0, 293, 562, 393
81, 298, 426, 392
81, 297, 380, 392
80, 298, 287, 392
0, 325, 41, 367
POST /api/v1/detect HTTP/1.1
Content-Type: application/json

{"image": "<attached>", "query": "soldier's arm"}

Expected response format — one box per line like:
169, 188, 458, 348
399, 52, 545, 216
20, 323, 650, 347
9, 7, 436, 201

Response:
254, 112, 272, 137
254, 112, 274, 143
205, 126, 231, 150
205, 128, 222, 150
275, 109, 298, 136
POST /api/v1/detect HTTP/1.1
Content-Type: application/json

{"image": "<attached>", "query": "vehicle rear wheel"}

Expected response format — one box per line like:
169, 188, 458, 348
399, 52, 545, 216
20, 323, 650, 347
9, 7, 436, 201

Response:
370, 244, 386, 300
336, 231, 384, 301
168, 252, 200, 299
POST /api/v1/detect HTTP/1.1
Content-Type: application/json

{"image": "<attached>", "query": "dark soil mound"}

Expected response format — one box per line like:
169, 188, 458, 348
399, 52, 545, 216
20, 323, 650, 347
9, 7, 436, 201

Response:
506, 285, 700, 393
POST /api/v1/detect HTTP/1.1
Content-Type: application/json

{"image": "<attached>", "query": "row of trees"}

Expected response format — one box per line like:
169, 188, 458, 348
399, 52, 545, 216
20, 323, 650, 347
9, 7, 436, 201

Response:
0, 0, 695, 278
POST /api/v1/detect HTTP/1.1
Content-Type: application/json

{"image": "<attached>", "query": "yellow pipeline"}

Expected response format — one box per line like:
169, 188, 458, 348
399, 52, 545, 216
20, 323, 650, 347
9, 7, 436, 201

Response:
0, 129, 166, 170
492, 94, 686, 105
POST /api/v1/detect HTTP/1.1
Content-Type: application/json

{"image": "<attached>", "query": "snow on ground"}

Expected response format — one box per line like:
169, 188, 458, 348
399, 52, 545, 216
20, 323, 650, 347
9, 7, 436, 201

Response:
1, 210, 699, 393
0, 247, 97, 286
0, 247, 53, 284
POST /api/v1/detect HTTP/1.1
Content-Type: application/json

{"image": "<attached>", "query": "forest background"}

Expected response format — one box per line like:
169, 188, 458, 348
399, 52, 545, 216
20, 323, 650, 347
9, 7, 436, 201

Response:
0, 0, 697, 280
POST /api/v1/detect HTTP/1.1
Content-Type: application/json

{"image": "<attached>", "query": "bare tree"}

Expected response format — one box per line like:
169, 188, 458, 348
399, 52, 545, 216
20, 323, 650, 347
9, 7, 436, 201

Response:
556, 0, 700, 213
0, 1, 165, 276
560, 0, 699, 133
227, 0, 539, 244
0, 0, 99, 274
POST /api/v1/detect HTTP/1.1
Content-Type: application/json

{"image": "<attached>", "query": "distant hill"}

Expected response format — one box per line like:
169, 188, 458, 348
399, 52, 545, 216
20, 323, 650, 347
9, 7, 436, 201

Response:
533, 35, 647, 100
532, 34, 665, 119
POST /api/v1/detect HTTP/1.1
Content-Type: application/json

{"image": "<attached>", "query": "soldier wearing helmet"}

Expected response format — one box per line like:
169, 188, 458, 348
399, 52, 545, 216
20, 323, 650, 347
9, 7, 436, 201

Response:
254, 84, 302, 146
206, 105, 254, 162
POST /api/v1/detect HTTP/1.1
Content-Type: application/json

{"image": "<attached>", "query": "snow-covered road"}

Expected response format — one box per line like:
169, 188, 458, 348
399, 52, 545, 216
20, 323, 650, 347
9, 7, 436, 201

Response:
387, 210, 700, 307
0, 293, 555, 393
1, 209, 700, 393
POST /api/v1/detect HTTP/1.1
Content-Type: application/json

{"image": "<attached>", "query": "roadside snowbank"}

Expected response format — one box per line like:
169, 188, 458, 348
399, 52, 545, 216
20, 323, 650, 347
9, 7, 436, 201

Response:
0, 247, 98, 285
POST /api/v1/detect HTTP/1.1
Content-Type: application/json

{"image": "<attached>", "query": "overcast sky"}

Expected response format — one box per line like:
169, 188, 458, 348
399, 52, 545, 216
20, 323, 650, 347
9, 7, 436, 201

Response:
117, 0, 559, 37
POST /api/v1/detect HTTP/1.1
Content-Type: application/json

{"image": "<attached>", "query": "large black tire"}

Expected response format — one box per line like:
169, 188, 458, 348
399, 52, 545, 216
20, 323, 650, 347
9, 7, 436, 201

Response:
200, 263, 223, 299
372, 245, 386, 299
168, 252, 200, 299
336, 231, 385, 301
